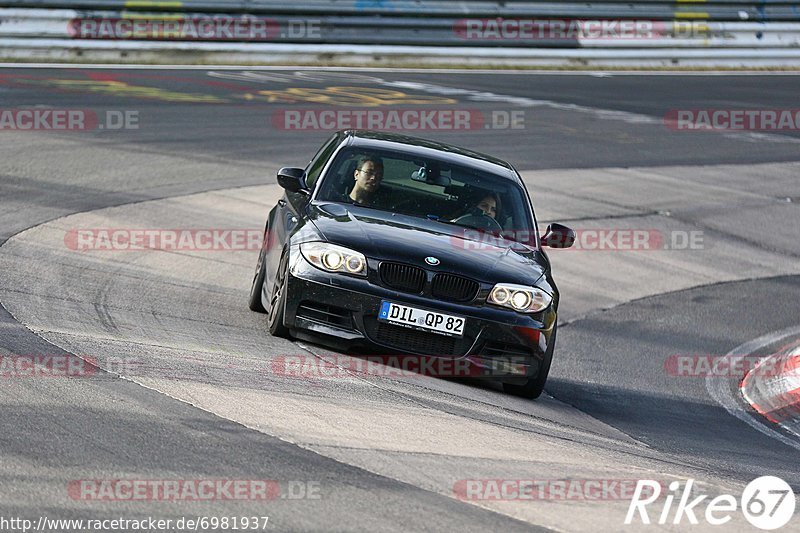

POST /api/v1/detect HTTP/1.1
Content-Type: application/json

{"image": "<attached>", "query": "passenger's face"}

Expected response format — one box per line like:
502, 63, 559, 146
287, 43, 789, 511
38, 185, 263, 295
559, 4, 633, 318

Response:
354, 161, 383, 192
477, 196, 497, 219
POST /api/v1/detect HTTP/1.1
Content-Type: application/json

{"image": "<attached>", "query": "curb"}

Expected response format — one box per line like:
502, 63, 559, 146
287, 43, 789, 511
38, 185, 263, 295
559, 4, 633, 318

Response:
741, 344, 800, 432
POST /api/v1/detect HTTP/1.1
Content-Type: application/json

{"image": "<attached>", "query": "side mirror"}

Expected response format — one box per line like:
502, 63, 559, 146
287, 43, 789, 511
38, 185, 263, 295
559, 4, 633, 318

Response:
541, 223, 575, 249
277, 167, 309, 194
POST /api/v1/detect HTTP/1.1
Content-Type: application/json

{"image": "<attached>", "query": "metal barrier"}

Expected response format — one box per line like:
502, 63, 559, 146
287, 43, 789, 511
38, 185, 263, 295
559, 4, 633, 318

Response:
1, 1, 799, 65
2, 0, 800, 20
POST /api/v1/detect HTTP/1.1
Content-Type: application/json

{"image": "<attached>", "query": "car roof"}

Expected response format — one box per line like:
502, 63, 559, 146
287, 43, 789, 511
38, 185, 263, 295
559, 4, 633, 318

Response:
340, 130, 520, 182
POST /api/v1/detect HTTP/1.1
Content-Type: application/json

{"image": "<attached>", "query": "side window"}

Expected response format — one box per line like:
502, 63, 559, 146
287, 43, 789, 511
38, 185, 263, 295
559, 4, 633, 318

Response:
305, 134, 339, 189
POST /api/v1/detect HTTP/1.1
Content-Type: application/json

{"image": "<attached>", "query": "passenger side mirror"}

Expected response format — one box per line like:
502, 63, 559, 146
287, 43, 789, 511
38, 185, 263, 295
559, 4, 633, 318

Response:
277, 167, 309, 195
541, 223, 575, 248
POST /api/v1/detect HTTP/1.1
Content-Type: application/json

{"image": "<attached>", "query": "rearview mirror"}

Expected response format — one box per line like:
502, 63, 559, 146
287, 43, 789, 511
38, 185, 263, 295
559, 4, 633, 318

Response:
277, 167, 309, 194
541, 223, 575, 249
411, 164, 451, 187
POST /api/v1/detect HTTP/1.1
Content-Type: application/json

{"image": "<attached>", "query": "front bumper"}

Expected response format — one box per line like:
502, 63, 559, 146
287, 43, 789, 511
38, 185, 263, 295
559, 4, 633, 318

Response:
283, 247, 557, 382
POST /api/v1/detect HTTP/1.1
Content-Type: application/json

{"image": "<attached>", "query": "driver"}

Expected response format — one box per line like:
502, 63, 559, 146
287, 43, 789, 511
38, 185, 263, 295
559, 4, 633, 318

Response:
349, 156, 384, 205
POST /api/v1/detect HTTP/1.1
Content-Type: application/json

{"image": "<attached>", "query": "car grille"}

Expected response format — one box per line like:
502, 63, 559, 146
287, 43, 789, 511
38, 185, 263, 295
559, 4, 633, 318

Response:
374, 322, 457, 356
379, 262, 425, 293
431, 273, 479, 302
296, 301, 354, 330
481, 341, 532, 358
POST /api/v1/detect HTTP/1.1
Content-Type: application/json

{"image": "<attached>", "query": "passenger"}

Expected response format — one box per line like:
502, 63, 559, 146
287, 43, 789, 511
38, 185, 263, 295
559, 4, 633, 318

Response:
473, 193, 499, 220
454, 192, 501, 220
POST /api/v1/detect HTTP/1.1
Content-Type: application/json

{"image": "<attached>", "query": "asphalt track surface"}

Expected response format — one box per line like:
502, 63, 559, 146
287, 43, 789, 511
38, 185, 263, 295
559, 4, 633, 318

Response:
1, 67, 799, 532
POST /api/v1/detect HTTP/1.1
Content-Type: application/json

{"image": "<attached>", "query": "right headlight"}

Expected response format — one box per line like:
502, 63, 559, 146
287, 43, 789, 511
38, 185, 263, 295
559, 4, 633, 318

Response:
488, 283, 552, 313
300, 242, 367, 277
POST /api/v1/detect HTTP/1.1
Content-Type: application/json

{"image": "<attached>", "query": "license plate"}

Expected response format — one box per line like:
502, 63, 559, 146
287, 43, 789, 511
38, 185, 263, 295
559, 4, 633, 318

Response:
378, 301, 465, 337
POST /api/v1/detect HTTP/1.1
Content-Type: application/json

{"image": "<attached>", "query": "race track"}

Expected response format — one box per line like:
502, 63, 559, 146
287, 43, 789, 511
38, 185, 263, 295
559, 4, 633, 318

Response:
1, 67, 799, 532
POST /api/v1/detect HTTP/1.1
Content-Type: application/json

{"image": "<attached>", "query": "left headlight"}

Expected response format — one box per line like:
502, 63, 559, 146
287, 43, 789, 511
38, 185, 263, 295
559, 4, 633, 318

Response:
300, 242, 367, 277
488, 283, 552, 313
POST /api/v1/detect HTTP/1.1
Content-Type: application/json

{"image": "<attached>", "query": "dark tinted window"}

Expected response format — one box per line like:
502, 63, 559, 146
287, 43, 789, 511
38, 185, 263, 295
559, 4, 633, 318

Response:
316, 147, 534, 237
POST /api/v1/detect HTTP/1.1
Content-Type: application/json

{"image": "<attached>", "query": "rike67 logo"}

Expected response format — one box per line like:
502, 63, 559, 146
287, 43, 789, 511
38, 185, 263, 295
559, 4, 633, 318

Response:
626, 477, 796, 530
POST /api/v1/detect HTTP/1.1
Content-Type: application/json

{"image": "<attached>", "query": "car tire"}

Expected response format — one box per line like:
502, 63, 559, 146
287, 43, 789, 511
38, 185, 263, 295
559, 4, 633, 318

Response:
247, 247, 268, 313
503, 325, 556, 399
268, 251, 290, 338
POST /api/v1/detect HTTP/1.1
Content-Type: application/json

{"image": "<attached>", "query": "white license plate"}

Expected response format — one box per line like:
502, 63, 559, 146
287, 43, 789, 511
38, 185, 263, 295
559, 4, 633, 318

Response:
378, 301, 465, 337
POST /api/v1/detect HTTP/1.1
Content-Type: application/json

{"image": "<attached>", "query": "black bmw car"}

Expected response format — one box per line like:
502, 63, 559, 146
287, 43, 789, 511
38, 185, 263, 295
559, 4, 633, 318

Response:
249, 130, 574, 398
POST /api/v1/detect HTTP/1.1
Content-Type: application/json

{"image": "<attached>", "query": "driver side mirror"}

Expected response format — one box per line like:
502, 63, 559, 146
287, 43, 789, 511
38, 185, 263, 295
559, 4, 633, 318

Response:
541, 223, 575, 249
277, 167, 309, 195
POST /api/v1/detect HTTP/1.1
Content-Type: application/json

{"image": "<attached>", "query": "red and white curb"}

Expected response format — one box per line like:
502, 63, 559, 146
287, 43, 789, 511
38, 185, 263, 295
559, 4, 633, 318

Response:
741, 342, 800, 437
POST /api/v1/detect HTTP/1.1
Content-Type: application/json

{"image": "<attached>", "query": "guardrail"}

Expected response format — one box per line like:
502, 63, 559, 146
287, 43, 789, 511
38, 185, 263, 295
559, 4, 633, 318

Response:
2, 0, 800, 20
3, 8, 799, 47
1, 1, 799, 66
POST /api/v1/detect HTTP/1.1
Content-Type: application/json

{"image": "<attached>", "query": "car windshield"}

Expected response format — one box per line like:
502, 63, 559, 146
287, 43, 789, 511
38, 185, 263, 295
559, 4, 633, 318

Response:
315, 147, 536, 242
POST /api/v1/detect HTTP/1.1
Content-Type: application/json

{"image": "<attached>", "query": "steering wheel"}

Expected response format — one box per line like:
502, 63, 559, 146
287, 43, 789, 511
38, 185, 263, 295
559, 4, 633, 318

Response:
451, 213, 504, 233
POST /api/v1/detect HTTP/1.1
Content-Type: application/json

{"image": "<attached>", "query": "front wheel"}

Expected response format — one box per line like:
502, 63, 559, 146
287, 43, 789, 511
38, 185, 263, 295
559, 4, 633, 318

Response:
267, 251, 290, 338
503, 325, 556, 399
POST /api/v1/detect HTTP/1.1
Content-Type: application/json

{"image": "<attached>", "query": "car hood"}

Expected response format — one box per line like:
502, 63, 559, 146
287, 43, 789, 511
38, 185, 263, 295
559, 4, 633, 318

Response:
307, 202, 546, 285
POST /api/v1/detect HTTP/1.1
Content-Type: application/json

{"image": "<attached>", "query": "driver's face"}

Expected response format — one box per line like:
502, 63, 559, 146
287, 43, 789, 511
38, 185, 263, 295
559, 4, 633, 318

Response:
477, 196, 497, 219
354, 161, 383, 192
